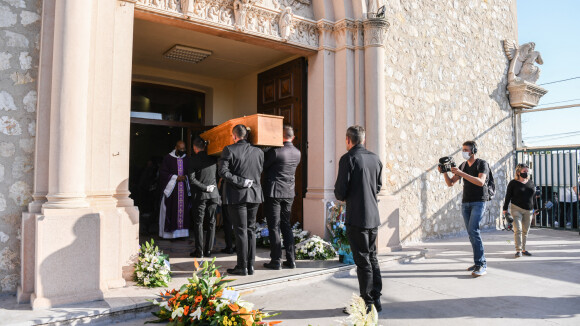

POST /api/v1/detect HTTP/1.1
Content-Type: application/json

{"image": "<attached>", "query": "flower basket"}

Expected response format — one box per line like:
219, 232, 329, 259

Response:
148, 258, 281, 325
295, 235, 337, 260
326, 201, 354, 265
134, 239, 171, 287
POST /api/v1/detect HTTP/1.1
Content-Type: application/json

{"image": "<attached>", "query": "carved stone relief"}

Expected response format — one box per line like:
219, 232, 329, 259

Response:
136, 0, 319, 49
279, 7, 293, 41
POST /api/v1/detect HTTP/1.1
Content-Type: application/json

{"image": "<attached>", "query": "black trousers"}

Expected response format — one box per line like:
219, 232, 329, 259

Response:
346, 225, 382, 305
221, 204, 234, 249
265, 197, 295, 264
228, 203, 259, 268
192, 197, 218, 253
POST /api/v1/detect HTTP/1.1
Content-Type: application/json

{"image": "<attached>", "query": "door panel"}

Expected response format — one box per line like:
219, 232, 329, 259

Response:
257, 58, 307, 225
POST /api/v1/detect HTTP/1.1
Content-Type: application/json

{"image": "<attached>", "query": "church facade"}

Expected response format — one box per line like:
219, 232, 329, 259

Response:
0, 0, 518, 307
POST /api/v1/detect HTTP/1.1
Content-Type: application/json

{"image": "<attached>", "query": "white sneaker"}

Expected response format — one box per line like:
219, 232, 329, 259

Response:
471, 265, 487, 277
566, 222, 572, 229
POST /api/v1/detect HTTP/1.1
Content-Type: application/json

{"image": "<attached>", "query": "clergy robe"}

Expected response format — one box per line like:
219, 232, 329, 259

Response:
159, 150, 191, 239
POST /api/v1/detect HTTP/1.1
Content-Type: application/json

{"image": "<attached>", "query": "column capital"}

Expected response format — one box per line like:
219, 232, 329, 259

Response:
363, 18, 389, 47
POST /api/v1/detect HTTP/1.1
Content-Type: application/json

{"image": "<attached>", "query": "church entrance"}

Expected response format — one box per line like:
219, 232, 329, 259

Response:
257, 58, 307, 225
130, 16, 310, 246
128, 82, 208, 237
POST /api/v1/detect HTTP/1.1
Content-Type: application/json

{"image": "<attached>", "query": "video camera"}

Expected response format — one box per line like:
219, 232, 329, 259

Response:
502, 212, 514, 232
438, 156, 456, 173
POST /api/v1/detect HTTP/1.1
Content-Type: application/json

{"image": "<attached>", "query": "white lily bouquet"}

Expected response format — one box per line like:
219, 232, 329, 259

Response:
295, 235, 337, 260
133, 239, 171, 287
338, 293, 380, 326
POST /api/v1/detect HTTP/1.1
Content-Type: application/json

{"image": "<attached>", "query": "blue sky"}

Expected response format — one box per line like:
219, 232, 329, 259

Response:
517, 0, 580, 146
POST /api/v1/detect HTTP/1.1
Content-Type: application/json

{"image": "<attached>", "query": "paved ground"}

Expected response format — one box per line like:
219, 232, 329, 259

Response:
115, 228, 580, 326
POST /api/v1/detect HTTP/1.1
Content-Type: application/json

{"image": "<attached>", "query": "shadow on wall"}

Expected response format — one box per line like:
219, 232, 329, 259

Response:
37, 213, 103, 308
394, 114, 514, 243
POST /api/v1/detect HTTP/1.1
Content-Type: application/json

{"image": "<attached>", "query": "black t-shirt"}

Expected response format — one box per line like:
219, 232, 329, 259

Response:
503, 179, 538, 211
460, 159, 489, 203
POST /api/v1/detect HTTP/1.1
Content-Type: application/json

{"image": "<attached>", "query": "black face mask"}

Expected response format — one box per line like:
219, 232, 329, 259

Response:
520, 172, 528, 179
175, 150, 185, 157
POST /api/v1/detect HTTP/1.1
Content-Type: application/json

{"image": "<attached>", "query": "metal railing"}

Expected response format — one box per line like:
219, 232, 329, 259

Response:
515, 146, 580, 231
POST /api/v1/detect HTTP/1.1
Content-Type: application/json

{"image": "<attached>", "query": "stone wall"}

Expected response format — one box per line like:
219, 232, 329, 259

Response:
0, 0, 39, 292
383, 0, 517, 243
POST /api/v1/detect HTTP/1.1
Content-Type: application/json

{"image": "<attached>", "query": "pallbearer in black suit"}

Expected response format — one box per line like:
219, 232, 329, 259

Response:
263, 125, 301, 270
188, 137, 220, 258
334, 125, 383, 313
218, 125, 264, 276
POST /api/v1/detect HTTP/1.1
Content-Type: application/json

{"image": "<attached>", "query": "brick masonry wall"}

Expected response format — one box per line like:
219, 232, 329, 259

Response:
383, 0, 517, 243
0, 0, 39, 292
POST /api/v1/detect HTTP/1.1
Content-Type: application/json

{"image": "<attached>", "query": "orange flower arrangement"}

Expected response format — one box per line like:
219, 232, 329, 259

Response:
149, 258, 280, 325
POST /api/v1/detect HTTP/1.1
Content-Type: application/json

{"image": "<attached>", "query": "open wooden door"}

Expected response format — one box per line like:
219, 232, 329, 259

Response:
257, 57, 307, 225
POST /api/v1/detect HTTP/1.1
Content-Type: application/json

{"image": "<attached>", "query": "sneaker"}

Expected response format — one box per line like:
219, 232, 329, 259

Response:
515, 251, 522, 258
466, 265, 477, 271
566, 222, 572, 229
522, 250, 532, 256
471, 265, 487, 277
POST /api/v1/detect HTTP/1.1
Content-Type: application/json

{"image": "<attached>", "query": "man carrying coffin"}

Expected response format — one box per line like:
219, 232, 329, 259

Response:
218, 124, 264, 276
188, 136, 220, 258
159, 140, 191, 239
263, 125, 301, 270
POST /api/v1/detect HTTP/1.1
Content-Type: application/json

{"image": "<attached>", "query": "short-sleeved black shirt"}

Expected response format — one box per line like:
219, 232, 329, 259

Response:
460, 158, 490, 203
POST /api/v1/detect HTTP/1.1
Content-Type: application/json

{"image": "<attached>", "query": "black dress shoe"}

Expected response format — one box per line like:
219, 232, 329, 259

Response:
282, 261, 296, 269
263, 262, 281, 270
189, 251, 203, 258
247, 265, 254, 275
204, 250, 211, 257
226, 267, 247, 276
374, 298, 382, 312
220, 247, 234, 254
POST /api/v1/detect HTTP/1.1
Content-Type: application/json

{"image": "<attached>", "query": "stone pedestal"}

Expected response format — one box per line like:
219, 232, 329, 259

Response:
31, 209, 103, 309
507, 80, 548, 109
377, 195, 402, 252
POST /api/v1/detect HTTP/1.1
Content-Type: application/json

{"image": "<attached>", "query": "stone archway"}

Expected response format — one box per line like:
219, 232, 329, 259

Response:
19, 0, 399, 309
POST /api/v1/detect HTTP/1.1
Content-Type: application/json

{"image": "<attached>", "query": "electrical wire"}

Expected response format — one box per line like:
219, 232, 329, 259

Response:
525, 130, 580, 139
538, 76, 580, 86
537, 98, 580, 107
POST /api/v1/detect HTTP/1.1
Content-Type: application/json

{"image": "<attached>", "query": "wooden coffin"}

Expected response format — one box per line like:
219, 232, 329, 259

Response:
200, 114, 284, 156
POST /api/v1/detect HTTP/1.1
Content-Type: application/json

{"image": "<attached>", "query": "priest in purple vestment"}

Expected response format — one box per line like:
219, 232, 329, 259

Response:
159, 141, 191, 239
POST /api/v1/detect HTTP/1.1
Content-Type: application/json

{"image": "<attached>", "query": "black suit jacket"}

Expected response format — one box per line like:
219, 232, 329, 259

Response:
218, 140, 264, 205
334, 144, 383, 229
188, 151, 220, 201
263, 142, 301, 198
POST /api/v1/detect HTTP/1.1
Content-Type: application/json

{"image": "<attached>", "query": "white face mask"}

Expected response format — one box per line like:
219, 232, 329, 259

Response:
462, 151, 471, 160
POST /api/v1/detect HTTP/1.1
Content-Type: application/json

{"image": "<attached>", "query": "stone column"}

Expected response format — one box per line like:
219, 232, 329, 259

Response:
363, 18, 401, 252
43, 0, 93, 209
363, 18, 389, 185
303, 22, 337, 236
28, 0, 105, 309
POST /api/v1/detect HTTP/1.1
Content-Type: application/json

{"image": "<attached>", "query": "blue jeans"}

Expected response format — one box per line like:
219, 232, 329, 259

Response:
461, 201, 487, 267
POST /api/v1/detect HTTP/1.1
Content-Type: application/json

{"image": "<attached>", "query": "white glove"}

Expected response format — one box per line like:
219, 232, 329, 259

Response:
243, 179, 253, 188
206, 185, 216, 193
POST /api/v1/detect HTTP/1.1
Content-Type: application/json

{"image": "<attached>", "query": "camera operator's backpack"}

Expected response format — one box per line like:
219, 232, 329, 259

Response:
459, 159, 495, 201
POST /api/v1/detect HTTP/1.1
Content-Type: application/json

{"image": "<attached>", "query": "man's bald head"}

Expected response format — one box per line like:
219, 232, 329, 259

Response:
175, 140, 186, 152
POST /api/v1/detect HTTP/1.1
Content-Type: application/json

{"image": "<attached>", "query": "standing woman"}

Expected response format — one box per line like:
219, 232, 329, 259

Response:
503, 163, 538, 258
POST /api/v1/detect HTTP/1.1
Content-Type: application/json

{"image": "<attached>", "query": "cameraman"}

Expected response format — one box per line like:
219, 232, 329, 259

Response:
439, 141, 489, 277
